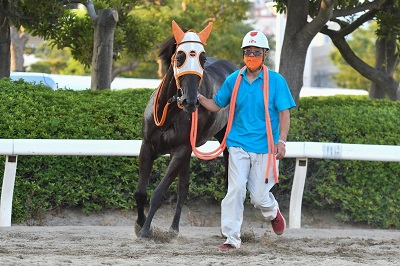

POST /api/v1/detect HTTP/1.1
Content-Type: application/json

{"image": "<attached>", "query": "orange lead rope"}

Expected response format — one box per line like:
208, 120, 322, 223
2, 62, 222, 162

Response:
190, 65, 279, 183
190, 66, 245, 160
262, 65, 279, 183
153, 75, 170, 126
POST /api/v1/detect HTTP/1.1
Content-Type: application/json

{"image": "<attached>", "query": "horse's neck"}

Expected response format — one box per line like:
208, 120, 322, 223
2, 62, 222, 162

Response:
160, 69, 178, 102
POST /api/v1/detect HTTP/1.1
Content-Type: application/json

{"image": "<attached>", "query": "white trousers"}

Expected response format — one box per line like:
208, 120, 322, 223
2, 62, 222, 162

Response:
221, 147, 279, 248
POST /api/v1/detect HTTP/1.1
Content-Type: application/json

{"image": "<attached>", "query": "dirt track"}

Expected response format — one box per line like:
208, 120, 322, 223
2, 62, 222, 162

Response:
0, 226, 399, 265
0, 202, 399, 265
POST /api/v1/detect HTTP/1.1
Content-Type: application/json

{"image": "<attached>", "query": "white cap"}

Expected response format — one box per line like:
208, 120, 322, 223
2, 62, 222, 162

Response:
241, 30, 270, 49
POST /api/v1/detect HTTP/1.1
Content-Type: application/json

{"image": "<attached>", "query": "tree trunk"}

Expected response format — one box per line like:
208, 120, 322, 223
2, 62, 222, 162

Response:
91, 8, 118, 90
279, 0, 335, 107
0, 10, 10, 78
369, 36, 399, 100
10, 26, 29, 72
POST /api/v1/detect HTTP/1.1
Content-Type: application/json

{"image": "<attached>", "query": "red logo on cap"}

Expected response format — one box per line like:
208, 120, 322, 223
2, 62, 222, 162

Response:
250, 31, 258, 37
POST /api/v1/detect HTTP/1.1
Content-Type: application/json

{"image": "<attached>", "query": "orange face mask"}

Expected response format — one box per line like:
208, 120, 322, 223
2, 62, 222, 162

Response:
243, 56, 263, 71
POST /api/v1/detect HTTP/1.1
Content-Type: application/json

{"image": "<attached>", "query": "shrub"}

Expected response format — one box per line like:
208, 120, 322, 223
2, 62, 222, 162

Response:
278, 96, 400, 228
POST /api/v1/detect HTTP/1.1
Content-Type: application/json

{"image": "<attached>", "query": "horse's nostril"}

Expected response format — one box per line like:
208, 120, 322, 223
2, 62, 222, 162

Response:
181, 98, 199, 108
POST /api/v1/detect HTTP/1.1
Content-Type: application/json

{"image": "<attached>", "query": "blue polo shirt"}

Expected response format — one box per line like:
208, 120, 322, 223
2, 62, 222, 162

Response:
214, 68, 296, 153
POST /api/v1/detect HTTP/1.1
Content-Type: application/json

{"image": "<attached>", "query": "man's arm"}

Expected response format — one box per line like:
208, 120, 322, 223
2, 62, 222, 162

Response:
197, 94, 221, 112
275, 109, 291, 160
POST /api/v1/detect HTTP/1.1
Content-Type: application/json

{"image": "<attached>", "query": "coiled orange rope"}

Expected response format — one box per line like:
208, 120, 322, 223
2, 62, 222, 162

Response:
190, 65, 279, 183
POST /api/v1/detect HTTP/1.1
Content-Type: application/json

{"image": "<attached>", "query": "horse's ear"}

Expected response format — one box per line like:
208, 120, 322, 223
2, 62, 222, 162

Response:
172, 20, 185, 44
198, 22, 213, 45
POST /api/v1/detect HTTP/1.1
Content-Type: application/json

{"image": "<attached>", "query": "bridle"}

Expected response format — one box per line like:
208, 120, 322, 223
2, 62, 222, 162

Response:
172, 37, 205, 92
153, 22, 210, 126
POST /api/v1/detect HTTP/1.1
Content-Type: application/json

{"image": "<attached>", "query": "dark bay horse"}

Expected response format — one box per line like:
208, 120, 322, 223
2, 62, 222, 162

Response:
134, 21, 238, 238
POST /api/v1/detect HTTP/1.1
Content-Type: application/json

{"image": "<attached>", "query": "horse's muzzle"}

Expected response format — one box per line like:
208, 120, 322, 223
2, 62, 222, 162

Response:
181, 98, 200, 113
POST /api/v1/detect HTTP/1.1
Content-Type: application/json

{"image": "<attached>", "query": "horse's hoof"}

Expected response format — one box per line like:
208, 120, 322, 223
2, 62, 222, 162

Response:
137, 226, 153, 239
168, 228, 179, 238
134, 223, 141, 237
137, 232, 148, 239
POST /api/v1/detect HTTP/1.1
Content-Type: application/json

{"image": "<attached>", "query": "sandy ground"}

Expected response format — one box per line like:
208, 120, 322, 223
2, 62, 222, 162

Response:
0, 202, 399, 266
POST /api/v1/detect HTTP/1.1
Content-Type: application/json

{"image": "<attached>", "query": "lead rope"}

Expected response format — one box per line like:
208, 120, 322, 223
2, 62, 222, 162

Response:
153, 55, 184, 127
190, 67, 245, 160
153, 75, 170, 126
190, 65, 279, 183
262, 65, 279, 183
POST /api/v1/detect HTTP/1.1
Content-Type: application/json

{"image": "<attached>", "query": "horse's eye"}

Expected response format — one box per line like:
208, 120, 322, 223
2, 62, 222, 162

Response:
199, 52, 206, 69
176, 51, 186, 67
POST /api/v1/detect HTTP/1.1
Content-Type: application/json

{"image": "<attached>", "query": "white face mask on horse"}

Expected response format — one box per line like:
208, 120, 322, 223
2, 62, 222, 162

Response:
171, 21, 212, 112
173, 33, 206, 78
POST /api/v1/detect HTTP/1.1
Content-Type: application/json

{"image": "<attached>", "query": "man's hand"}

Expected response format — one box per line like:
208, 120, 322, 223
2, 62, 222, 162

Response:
275, 142, 286, 160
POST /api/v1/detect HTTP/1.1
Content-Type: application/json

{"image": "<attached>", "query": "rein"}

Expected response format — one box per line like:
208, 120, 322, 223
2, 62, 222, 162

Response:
153, 75, 170, 126
153, 66, 183, 127
190, 65, 279, 183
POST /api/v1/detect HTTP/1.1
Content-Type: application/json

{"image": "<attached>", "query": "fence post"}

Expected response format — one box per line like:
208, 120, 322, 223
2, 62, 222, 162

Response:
289, 157, 308, 229
0, 155, 18, 227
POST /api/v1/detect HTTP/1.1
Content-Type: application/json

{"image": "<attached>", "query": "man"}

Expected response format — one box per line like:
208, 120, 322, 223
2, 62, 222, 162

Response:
197, 30, 296, 250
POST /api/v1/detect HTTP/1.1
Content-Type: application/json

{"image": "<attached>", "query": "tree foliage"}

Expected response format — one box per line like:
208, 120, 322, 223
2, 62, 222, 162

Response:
29, 42, 91, 75
274, 0, 399, 104
23, 1, 161, 68
127, 0, 252, 77
2, 0, 252, 82
319, 0, 400, 100
329, 22, 377, 90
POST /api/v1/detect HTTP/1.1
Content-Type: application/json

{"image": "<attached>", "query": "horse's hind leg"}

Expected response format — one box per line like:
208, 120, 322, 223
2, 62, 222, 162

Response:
134, 142, 155, 228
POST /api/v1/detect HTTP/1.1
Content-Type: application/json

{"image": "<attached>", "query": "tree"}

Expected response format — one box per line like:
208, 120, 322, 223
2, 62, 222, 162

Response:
29, 41, 91, 75
329, 21, 399, 91
275, 0, 337, 106
10, 26, 28, 71
274, 0, 400, 105
88, 6, 118, 90
329, 22, 378, 90
1, 0, 162, 90
321, 0, 400, 100
0, 0, 12, 77
130, 0, 252, 78
3, 0, 251, 89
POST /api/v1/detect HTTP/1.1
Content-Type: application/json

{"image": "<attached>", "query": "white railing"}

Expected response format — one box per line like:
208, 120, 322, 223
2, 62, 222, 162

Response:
1, 139, 399, 228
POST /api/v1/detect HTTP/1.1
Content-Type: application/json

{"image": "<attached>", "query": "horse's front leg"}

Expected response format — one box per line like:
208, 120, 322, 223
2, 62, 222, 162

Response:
170, 153, 190, 233
134, 141, 155, 229
138, 147, 192, 238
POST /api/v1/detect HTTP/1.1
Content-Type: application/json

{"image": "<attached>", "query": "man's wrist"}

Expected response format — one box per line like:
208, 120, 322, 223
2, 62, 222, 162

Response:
278, 139, 286, 146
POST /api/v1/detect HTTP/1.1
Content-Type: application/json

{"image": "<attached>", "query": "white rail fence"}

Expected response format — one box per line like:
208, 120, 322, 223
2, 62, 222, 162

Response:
1, 139, 399, 228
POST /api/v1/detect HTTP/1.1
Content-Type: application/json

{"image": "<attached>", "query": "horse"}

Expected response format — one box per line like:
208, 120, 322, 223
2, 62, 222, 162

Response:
134, 20, 238, 238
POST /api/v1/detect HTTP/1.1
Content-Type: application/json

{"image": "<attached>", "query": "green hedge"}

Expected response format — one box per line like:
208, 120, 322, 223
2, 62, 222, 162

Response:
0, 79, 399, 228
278, 96, 400, 229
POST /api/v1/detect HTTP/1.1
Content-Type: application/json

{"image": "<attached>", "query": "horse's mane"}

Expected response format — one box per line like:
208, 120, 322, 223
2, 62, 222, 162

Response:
158, 29, 189, 67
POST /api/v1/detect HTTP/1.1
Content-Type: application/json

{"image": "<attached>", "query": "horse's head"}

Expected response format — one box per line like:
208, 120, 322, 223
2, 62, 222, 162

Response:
171, 20, 212, 113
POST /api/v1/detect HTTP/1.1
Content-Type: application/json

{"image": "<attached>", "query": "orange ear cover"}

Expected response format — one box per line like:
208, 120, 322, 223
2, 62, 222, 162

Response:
172, 20, 185, 44
198, 22, 213, 45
